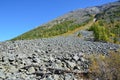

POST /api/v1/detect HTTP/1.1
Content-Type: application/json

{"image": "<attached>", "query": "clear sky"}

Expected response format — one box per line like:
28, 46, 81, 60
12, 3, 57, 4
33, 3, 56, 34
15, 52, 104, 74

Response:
0, 0, 117, 41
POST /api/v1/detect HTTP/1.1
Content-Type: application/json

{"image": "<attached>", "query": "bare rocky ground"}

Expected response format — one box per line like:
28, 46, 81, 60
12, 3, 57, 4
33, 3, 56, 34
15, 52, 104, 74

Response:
0, 30, 120, 80
0, 1, 120, 79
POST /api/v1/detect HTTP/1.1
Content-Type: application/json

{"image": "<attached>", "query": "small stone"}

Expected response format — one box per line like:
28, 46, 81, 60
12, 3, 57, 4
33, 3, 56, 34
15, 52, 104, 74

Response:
46, 75, 54, 80
17, 54, 27, 59
51, 63, 62, 69
10, 74, 17, 80
28, 67, 35, 74
8, 54, 15, 62
65, 74, 73, 80
74, 77, 78, 80
32, 58, 38, 63
17, 64, 25, 69
81, 57, 86, 62
73, 54, 79, 61
9, 65, 18, 73
6, 73, 12, 79
20, 73, 27, 79
66, 61, 76, 68
49, 55, 55, 62
34, 49, 41, 53
0, 66, 5, 71
0, 70, 5, 79
78, 52, 84, 57
53, 75, 59, 80
55, 60, 61, 64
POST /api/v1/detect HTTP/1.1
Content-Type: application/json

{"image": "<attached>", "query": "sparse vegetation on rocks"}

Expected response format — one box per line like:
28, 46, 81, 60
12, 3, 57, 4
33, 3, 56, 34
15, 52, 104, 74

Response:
89, 20, 120, 44
0, 1, 120, 80
88, 51, 120, 80
11, 20, 87, 40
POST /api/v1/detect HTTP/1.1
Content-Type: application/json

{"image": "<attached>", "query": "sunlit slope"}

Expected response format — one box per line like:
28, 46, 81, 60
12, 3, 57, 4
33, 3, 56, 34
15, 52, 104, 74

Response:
89, 4, 120, 44
11, 1, 120, 41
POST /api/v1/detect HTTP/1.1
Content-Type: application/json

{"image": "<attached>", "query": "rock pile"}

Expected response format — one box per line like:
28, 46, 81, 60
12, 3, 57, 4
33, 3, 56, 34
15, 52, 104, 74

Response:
0, 49, 89, 79
0, 36, 119, 80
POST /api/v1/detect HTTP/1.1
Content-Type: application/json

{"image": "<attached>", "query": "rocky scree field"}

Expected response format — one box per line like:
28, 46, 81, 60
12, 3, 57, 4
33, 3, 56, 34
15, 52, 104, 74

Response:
0, 37, 120, 80
0, 1, 120, 80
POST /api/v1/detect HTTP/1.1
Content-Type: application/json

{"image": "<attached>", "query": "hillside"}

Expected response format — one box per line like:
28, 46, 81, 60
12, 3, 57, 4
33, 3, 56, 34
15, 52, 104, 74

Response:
11, 1, 120, 42
89, 1, 120, 43
9, 2, 117, 40
0, 1, 120, 80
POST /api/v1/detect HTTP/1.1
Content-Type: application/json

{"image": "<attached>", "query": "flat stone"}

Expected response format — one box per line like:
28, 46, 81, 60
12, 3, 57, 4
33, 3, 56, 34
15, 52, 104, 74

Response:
66, 61, 76, 68
65, 74, 74, 80
81, 57, 86, 62
0, 70, 5, 79
51, 62, 63, 69
9, 65, 18, 73
8, 54, 15, 62
20, 73, 27, 79
49, 55, 55, 62
73, 54, 79, 61
46, 75, 54, 80
28, 67, 35, 74
53, 75, 59, 80
34, 49, 41, 53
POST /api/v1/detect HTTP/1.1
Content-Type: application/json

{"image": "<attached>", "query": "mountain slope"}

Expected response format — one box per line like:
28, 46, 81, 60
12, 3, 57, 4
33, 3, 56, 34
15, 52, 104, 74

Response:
0, 1, 120, 80
88, 1, 120, 44
12, 1, 120, 41
60, 20, 94, 37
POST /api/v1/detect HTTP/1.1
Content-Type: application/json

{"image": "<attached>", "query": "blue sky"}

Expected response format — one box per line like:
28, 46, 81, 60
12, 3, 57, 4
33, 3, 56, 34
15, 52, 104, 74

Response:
0, 0, 117, 41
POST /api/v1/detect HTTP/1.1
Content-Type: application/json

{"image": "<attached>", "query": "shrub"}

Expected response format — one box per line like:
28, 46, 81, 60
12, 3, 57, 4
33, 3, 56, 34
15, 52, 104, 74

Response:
89, 23, 109, 42
88, 51, 120, 80
89, 20, 120, 43
77, 32, 82, 37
